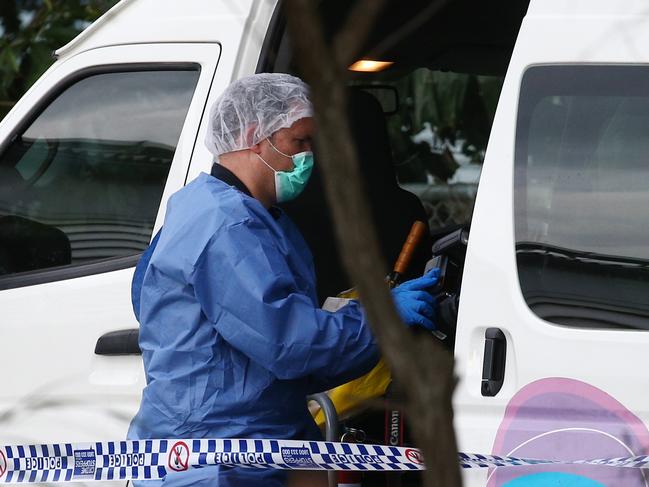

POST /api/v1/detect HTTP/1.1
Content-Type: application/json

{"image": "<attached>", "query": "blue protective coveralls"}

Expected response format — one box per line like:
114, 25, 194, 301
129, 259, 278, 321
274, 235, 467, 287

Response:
128, 167, 379, 486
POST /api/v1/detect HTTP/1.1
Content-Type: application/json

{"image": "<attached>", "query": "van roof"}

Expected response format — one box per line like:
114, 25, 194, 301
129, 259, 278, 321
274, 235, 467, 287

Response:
57, 0, 649, 62
55, 0, 257, 59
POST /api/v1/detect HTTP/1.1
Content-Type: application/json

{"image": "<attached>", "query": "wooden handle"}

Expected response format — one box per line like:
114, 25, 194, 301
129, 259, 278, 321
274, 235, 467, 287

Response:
393, 221, 427, 276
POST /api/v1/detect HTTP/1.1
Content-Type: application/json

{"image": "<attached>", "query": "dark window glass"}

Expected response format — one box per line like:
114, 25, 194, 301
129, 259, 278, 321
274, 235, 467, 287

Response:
515, 65, 649, 330
353, 69, 504, 230
0, 69, 199, 278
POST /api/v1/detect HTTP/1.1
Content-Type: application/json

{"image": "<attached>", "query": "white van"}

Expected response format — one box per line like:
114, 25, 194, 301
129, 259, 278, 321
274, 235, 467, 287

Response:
2, 1, 649, 486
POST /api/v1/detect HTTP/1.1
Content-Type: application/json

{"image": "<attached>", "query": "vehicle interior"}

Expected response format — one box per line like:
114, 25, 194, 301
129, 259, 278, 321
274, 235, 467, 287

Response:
259, 1, 529, 483
263, 0, 530, 340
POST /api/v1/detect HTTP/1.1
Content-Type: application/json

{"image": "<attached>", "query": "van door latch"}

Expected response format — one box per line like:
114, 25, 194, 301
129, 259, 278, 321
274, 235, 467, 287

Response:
95, 329, 141, 355
481, 328, 506, 396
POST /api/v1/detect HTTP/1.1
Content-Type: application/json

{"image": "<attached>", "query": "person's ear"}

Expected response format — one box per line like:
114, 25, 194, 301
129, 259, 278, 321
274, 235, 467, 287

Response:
249, 140, 263, 155
243, 124, 263, 154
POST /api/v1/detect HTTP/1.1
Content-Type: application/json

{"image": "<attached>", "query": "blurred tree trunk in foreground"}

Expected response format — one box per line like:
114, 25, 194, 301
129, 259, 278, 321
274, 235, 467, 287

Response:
284, 1, 462, 486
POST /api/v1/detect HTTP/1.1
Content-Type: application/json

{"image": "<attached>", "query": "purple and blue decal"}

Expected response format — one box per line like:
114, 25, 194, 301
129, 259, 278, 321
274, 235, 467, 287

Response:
489, 378, 649, 486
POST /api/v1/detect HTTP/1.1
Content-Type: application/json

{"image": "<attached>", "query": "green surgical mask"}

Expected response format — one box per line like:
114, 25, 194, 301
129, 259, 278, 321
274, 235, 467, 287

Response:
257, 139, 314, 203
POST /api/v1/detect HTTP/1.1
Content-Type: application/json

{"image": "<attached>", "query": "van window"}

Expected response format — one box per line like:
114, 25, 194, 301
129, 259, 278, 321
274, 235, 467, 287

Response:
365, 69, 503, 231
0, 69, 199, 279
515, 65, 649, 330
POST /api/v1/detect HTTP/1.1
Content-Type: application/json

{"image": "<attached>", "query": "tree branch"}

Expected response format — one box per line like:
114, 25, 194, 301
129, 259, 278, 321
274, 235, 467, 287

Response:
332, 0, 387, 68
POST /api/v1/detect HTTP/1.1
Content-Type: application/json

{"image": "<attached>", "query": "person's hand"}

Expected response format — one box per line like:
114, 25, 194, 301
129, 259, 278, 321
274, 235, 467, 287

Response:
391, 268, 439, 331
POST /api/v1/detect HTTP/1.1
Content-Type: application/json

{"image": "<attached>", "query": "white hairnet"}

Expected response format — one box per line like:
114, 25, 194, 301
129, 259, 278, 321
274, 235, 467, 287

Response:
205, 73, 313, 158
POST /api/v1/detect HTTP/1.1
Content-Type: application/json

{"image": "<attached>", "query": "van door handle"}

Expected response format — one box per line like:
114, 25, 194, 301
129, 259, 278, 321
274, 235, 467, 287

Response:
95, 329, 141, 355
481, 328, 506, 397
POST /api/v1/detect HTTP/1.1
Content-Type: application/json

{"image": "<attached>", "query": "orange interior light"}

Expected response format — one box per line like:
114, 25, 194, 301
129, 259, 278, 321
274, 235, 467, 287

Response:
348, 59, 394, 72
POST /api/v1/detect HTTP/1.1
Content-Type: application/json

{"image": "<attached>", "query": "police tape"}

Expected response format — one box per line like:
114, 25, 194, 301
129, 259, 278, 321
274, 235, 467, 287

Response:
1, 438, 649, 484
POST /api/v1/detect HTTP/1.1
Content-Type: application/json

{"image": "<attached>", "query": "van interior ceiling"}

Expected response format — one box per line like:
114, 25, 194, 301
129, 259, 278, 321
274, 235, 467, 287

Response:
318, 0, 530, 75
264, 0, 530, 304
262, 0, 530, 75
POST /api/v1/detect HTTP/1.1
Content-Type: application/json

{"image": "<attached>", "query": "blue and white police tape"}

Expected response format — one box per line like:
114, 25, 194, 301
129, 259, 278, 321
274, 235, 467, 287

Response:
1, 438, 649, 484
0, 439, 422, 484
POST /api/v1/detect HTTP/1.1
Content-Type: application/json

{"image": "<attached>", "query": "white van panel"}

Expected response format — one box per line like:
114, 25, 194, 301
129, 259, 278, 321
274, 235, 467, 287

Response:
186, 1, 279, 181
455, 4, 649, 486
0, 43, 220, 456
55, 0, 258, 60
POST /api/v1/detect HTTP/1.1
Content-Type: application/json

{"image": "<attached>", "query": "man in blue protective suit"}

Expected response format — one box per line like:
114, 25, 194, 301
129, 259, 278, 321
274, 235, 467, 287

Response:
128, 73, 439, 487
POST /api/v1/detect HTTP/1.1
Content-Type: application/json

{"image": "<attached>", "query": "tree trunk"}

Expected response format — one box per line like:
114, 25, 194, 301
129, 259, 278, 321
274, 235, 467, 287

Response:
283, 1, 462, 486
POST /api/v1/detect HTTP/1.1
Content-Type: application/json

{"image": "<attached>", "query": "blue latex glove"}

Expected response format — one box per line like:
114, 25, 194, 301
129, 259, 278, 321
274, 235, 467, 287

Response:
391, 268, 440, 331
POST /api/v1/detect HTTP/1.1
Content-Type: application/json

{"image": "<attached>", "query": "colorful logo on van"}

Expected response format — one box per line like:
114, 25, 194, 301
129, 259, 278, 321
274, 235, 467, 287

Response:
489, 378, 649, 487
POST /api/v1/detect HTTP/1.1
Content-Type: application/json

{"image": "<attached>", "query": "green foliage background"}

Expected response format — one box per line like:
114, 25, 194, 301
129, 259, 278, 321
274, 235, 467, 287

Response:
0, 0, 119, 119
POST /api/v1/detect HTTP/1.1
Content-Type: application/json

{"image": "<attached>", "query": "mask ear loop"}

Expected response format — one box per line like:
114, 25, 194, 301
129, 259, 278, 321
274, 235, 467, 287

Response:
266, 137, 292, 159
255, 153, 278, 174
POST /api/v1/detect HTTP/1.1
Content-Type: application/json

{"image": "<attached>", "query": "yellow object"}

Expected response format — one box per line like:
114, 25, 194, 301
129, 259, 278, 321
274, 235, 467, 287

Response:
313, 286, 392, 427
315, 219, 428, 426
313, 358, 392, 427
335, 287, 359, 299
